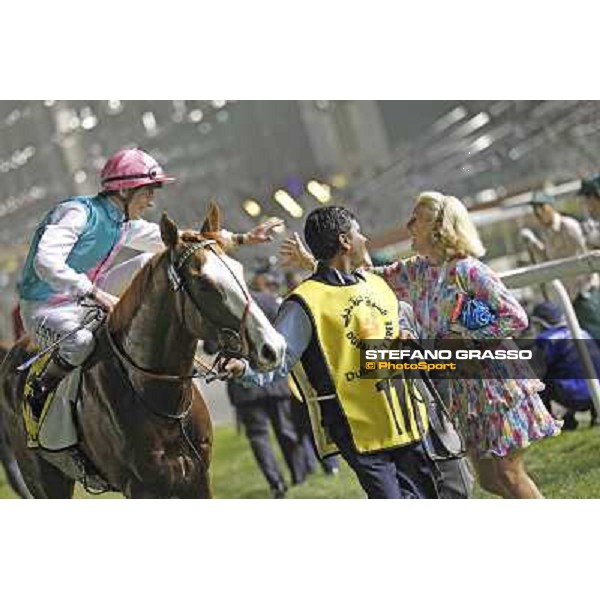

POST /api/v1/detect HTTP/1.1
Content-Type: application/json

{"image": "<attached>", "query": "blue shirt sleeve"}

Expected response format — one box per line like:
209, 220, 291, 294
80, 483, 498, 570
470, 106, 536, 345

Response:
240, 299, 313, 386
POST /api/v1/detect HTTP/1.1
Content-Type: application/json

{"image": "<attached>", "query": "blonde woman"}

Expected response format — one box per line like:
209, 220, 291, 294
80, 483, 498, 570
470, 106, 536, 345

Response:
281, 191, 560, 498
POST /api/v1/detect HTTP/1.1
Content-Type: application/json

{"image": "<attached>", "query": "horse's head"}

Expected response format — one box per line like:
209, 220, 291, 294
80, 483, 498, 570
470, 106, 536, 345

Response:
159, 204, 285, 372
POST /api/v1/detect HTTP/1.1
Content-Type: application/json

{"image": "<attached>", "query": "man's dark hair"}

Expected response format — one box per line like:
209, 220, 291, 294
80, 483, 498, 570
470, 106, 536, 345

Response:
304, 206, 357, 261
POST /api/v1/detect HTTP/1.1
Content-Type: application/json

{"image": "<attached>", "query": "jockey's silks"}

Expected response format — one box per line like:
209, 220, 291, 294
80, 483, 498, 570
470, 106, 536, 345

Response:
19, 196, 123, 301
290, 272, 428, 456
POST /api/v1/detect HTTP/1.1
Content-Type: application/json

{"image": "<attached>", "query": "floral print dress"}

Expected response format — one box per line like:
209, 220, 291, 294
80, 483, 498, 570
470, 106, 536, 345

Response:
381, 255, 561, 458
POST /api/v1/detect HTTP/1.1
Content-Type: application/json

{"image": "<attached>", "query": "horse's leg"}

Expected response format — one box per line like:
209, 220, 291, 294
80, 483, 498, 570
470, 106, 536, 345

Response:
199, 467, 212, 498
1, 405, 74, 498
7, 445, 73, 499
124, 478, 164, 499
0, 430, 32, 498
35, 458, 76, 499
185, 387, 213, 499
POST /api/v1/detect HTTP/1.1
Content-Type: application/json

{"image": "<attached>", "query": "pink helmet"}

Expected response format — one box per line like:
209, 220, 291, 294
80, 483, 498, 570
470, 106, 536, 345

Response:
100, 148, 175, 192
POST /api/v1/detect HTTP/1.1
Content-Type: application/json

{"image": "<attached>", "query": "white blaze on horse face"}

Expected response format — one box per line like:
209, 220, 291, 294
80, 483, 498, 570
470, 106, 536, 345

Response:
201, 250, 285, 371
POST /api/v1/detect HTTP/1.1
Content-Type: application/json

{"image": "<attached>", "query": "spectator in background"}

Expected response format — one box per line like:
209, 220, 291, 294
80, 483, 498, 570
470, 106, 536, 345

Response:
284, 271, 304, 293
254, 264, 284, 301
522, 191, 600, 339
578, 174, 600, 249
225, 269, 307, 497
532, 301, 600, 430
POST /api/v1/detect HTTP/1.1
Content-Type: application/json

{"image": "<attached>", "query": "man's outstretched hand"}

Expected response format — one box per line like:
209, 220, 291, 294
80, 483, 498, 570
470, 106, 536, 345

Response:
279, 232, 316, 270
215, 357, 247, 379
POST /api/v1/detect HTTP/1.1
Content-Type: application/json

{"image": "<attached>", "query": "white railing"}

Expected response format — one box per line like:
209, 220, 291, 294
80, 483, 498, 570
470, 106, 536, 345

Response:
501, 251, 600, 415
501, 251, 600, 289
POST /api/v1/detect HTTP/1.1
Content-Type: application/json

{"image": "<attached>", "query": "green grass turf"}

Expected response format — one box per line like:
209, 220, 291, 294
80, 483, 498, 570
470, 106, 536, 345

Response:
2, 424, 600, 499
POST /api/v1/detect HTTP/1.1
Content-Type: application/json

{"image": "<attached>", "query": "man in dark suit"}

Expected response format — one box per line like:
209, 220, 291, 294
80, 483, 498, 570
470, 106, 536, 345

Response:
226, 268, 307, 497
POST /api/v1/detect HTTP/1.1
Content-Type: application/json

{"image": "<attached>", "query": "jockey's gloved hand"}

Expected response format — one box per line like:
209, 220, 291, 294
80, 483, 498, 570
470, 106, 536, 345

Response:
88, 287, 119, 313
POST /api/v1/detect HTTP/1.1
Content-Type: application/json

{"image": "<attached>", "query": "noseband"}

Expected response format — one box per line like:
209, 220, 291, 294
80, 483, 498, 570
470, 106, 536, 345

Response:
102, 237, 253, 440
167, 239, 253, 376
107, 238, 253, 388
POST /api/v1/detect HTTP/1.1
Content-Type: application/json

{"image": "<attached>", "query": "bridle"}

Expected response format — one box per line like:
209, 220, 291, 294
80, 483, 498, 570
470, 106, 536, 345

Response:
167, 239, 253, 375
106, 237, 254, 394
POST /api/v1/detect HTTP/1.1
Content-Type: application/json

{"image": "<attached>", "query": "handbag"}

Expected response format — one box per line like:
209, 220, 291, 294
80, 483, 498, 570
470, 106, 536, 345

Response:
447, 260, 497, 330
410, 373, 474, 499
451, 292, 496, 330
401, 339, 475, 499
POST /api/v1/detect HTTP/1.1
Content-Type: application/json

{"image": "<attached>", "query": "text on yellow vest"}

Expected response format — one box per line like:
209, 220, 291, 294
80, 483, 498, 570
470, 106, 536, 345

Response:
290, 272, 428, 455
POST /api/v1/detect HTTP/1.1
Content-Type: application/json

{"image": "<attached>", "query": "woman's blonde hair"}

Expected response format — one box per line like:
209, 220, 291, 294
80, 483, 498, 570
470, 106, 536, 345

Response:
416, 191, 486, 259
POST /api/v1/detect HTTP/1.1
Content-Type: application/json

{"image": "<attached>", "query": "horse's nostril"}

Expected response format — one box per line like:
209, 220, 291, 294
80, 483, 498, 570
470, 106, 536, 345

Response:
261, 344, 277, 365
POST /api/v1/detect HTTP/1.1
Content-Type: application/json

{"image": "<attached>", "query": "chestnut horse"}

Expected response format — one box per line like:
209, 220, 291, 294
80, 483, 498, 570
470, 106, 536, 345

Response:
0, 341, 32, 498
0, 205, 285, 498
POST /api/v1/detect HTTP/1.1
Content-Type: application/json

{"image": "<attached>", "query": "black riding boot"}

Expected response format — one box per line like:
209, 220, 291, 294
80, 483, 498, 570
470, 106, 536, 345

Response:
27, 354, 74, 420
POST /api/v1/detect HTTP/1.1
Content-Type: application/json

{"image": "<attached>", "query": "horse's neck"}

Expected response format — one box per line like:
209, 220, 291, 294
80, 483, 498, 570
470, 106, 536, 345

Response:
119, 268, 197, 376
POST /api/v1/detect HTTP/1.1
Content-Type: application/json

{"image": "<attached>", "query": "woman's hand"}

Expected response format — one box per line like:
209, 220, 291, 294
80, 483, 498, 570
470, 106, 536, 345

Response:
279, 233, 316, 270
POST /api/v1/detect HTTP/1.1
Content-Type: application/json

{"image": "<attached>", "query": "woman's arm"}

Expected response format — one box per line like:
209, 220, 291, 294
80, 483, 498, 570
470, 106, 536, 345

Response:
457, 259, 528, 340
377, 259, 415, 302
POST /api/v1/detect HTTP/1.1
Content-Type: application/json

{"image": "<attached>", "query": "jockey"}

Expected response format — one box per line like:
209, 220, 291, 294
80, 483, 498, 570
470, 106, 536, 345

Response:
18, 147, 279, 441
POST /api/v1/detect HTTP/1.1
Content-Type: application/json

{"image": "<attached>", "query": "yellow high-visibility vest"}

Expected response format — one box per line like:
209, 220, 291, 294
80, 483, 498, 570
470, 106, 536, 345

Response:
290, 272, 427, 456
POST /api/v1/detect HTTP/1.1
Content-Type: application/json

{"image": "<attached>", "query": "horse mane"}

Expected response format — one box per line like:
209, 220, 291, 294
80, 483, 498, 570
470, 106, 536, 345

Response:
108, 252, 165, 333
180, 230, 222, 244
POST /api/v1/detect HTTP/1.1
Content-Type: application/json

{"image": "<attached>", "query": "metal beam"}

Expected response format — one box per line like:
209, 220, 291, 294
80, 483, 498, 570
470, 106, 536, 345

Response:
501, 251, 600, 288
501, 253, 600, 416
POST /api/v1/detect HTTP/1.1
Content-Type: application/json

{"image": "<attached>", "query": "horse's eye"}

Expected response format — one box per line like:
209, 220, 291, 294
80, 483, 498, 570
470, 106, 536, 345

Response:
192, 274, 225, 299
194, 275, 214, 291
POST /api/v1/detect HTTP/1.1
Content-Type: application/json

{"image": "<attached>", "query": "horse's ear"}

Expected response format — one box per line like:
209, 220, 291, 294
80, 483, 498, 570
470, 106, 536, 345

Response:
160, 213, 179, 249
201, 199, 222, 233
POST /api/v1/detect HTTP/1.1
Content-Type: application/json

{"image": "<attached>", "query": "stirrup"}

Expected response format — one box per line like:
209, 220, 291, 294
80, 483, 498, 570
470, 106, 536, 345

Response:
23, 385, 54, 449
23, 384, 47, 449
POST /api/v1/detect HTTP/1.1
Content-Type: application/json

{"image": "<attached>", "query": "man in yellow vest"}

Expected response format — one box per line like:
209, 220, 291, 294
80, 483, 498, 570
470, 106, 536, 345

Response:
223, 206, 438, 498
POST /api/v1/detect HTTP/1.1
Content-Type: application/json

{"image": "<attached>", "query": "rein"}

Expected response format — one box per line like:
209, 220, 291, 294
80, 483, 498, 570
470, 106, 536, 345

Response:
105, 323, 207, 472
104, 237, 254, 417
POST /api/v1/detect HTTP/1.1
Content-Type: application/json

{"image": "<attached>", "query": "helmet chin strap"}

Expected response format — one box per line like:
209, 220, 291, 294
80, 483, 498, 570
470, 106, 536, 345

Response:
116, 190, 134, 222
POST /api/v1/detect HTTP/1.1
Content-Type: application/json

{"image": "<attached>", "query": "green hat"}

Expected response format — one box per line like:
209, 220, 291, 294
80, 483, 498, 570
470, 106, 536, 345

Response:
579, 175, 600, 199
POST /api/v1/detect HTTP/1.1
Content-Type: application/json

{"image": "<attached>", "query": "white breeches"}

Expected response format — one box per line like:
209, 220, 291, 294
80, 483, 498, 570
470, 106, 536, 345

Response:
20, 252, 154, 366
